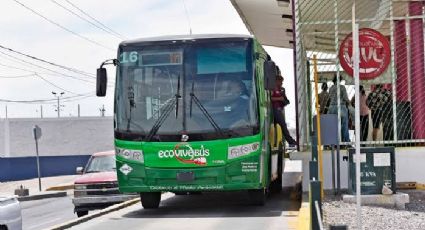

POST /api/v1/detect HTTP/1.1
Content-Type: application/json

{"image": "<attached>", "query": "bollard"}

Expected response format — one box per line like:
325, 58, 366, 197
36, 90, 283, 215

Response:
309, 160, 318, 181
14, 185, 29, 197
310, 180, 322, 230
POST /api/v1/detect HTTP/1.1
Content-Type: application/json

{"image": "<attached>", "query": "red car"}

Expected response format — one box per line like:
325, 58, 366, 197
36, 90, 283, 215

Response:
72, 151, 137, 217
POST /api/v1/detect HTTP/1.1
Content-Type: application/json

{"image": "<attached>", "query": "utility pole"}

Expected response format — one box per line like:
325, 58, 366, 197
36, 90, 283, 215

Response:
78, 104, 80, 117
40, 105, 43, 118
52, 92, 65, 117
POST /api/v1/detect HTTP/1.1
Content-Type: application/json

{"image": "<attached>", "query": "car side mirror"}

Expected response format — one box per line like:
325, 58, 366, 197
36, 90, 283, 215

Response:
76, 166, 84, 175
96, 68, 107, 97
264, 61, 277, 90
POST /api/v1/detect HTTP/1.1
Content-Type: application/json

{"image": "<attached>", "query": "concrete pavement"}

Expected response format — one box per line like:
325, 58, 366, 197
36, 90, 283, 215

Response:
0, 175, 78, 201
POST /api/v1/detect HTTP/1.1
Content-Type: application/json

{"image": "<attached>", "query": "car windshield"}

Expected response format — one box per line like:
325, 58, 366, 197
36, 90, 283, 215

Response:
85, 155, 115, 173
115, 38, 258, 141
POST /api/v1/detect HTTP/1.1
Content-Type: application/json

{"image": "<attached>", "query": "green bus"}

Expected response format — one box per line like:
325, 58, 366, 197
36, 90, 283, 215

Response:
96, 34, 285, 208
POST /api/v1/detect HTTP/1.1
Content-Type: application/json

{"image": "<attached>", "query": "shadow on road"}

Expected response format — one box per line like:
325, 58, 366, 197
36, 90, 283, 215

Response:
123, 189, 300, 219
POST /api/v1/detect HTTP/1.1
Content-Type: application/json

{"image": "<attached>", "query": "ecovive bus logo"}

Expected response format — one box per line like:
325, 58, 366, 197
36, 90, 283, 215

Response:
158, 143, 210, 165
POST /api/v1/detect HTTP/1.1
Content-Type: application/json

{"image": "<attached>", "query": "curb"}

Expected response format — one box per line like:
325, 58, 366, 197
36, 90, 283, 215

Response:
18, 191, 67, 202
48, 198, 140, 230
46, 184, 74, 191
296, 193, 310, 230
416, 183, 425, 190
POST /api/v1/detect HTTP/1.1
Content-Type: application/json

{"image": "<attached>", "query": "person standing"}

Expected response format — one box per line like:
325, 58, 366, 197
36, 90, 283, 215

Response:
271, 75, 297, 146
318, 83, 330, 114
328, 75, 350, 142
366, 84, 391, 141
351, 85, 370, 141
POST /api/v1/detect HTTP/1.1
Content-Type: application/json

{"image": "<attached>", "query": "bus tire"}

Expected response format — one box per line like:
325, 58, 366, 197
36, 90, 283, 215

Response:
248, 188, 266, 206
140, 192, 161, 209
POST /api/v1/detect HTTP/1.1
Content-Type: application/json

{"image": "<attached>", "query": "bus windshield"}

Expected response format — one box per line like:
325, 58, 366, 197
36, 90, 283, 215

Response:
115, 39, 258, 141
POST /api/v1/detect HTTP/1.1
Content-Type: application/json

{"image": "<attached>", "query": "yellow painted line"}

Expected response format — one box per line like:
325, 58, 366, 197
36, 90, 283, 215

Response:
416, 183, 425, 190
296, 202, 310, 230
287, 211, 300, 230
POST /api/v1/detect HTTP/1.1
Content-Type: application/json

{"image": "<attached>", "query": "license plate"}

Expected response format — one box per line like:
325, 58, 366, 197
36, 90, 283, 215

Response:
176, 172, 194, 182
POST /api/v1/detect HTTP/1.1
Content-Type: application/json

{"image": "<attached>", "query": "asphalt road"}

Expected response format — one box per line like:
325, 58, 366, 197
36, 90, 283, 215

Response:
21, 195, 76, 230
69, 190, 300, 230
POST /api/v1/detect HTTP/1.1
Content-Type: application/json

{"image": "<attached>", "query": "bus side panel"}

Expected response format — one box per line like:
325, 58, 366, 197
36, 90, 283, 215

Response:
253, 39, 273, 188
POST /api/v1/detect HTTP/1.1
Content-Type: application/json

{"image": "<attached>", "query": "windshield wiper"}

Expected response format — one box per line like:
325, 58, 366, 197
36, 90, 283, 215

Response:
126, 87, 136, 132
175, 74, 181, 118
146, 74, 181, 141
189, 80, 225, 138
145, 97, 176, 141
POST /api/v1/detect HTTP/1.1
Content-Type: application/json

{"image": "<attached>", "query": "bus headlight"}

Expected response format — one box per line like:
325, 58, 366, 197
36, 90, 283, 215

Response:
115, 148, 144, 163
228, 142, 260, 160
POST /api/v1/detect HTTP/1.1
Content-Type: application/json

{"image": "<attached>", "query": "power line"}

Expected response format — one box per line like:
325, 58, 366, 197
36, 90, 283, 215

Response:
0, 44, 95, 78
63, 0, 127, 40
0, 61, 93, 84
182, 0, 193, 35
12, 0, 115, 52
0, 60, 116, 90
0, 51, 96, 84
0, 93, 94, 104
35, 73, 88, 95
0, 73, 36, 78
50, 0, 124, 40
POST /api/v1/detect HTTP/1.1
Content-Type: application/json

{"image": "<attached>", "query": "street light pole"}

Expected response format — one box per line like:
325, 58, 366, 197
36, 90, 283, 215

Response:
52, 91, 65, 118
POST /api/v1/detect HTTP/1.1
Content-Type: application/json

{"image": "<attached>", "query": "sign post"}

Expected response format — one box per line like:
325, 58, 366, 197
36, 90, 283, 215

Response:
352, 2, 362, 230
33, 125, 42, 192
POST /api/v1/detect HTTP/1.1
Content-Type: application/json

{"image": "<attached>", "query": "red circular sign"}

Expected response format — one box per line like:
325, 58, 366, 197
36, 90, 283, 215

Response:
339, 28, 391, 80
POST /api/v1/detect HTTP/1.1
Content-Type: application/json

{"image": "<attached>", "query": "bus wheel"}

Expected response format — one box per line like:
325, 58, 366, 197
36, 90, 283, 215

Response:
248, 188, 266, 206
140, 192, 161, 209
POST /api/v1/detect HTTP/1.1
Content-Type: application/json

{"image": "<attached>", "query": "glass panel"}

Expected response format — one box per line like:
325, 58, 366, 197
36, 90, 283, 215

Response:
85, 155, 116, 172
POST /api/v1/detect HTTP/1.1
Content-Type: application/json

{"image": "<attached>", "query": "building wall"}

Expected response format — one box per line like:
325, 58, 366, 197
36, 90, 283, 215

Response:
0, 117, 113, 157
0, 117, 114, 181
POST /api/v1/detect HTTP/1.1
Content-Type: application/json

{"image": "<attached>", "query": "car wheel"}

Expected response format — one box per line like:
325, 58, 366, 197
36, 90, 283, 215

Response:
0, 225, 7, 230
140, 192, 161, 209
76, 211, 88, 217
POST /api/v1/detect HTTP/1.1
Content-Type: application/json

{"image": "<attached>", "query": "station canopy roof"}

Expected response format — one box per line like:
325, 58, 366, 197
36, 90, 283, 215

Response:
230, 0, 293, 49
230, 0, 412, 51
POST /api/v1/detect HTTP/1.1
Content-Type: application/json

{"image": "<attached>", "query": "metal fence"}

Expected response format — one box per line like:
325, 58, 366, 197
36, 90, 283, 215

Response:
294, 0, 425, 147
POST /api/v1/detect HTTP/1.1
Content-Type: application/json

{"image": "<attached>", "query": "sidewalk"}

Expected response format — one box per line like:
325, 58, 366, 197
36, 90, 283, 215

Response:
0, 175, 78, 201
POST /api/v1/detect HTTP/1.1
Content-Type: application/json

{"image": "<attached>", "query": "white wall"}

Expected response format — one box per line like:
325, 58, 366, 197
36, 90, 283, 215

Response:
291, 147, 425, 191
0, 117, 114, 157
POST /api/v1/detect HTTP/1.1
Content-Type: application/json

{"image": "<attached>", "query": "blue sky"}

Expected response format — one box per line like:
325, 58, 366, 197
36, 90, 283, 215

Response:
0, 0, 295, 127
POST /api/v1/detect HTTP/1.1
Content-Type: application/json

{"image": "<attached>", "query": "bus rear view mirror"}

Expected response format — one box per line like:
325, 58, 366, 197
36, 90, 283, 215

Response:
264, 61, 277, 90
97, 68, 107, 97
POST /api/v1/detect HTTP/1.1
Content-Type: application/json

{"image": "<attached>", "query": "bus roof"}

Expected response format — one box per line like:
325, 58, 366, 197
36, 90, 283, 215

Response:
120, 34, 253, 46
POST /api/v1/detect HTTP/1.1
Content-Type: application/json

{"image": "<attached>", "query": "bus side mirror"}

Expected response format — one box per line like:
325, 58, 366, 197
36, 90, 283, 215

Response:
97, 68, 107, 97
264, 61, 277, 90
